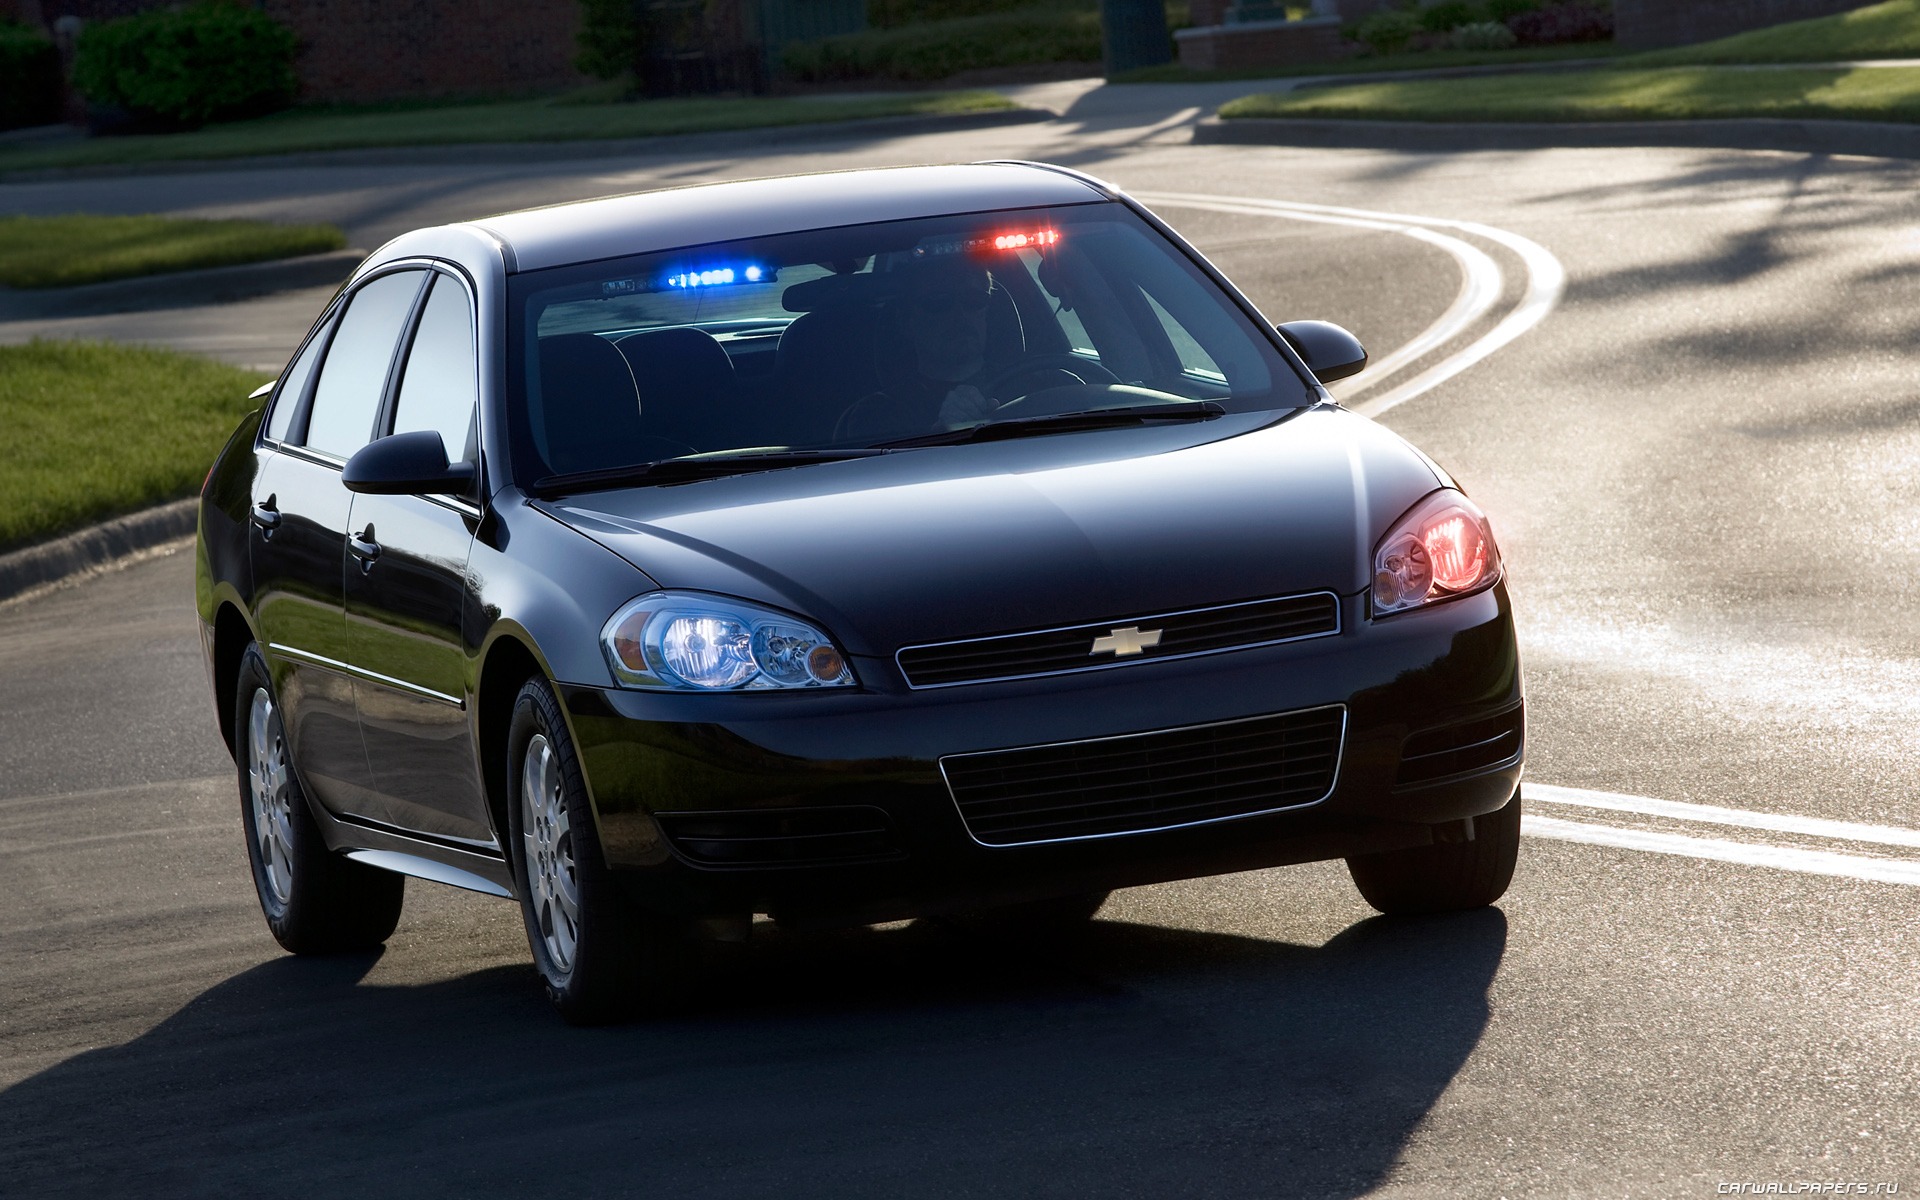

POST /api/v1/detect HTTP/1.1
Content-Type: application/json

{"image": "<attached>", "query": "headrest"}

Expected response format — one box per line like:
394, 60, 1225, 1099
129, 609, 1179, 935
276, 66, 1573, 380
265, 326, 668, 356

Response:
537, 333, 644, 474
615, 327, 734, 390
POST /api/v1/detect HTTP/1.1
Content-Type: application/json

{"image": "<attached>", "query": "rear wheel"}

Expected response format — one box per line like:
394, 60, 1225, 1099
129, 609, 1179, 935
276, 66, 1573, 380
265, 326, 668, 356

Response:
234, 644, 404, 953
507, 676, 699, 1024
1346, 789, 1521, 915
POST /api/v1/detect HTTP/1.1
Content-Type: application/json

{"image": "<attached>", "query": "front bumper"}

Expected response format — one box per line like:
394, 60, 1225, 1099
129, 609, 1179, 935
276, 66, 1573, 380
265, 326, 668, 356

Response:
559, 583, 1522, 922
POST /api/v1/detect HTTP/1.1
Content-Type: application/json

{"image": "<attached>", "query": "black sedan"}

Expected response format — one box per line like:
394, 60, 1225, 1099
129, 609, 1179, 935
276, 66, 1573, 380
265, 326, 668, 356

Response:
196, 161, 1523, 1023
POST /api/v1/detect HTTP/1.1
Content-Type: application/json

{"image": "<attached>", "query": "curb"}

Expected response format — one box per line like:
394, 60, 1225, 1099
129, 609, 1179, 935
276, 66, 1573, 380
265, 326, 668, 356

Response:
0, 248, 365, 321
1193, 115, 1920, 160
0, 106, 1052, 182
0, 499, 198, 605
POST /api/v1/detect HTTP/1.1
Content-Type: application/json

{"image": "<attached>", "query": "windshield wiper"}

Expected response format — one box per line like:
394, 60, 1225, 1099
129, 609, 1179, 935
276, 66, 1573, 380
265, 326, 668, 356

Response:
530, 448, 889, 494
873, 401, 1228, 449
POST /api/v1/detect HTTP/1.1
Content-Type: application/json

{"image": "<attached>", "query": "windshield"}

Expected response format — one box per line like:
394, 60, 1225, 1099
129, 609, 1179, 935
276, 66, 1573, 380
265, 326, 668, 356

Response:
504, 201, 1310, 488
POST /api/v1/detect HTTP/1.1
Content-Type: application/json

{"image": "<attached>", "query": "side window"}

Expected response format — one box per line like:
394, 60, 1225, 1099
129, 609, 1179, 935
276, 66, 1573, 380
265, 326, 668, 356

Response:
264, 311, 334, 442
304, 270, 425, 459
391, 274, 477, 463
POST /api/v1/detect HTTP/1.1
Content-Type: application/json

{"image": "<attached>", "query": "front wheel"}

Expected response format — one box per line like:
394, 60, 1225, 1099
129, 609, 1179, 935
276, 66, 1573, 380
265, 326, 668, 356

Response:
507, 676, 699, 1024
1346, 790, 1521, 915
234, 644, 404, 953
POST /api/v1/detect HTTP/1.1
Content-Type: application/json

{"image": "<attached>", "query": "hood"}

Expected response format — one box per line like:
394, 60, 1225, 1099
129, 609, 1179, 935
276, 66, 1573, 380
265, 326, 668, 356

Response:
536, 407, 1443, 657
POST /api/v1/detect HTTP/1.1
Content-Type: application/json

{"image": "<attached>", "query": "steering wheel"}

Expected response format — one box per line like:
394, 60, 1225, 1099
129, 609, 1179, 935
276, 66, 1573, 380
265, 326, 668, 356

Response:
977, 353, 1122, 400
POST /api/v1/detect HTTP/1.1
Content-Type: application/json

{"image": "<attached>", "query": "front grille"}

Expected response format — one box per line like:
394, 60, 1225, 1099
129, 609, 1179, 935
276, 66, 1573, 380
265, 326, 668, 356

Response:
1395, 705, 1524, 787
896, 592, 1341, 688
942, 707, 1345, 847
654, 806, 899, 867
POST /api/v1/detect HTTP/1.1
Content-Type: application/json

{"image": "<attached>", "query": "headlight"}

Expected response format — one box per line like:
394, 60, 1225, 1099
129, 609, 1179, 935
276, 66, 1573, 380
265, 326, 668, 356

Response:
601, 592, 854, 691
1372, 489, 1502, 616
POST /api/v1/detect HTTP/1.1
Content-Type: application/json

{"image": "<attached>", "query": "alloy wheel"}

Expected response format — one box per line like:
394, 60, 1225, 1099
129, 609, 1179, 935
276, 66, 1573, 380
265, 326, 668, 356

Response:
520, 733, 580, 974
245, 687, 295, 911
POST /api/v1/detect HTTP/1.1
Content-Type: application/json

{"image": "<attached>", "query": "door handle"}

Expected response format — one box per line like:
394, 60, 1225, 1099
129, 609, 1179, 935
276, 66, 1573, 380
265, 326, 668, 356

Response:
250, 498, 281, 536
348, 526, 381, 570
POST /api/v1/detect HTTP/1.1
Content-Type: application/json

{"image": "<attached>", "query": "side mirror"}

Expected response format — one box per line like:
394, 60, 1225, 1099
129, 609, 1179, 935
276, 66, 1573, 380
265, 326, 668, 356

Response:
343, 430, 475, 496
1277, 320, 1368, 385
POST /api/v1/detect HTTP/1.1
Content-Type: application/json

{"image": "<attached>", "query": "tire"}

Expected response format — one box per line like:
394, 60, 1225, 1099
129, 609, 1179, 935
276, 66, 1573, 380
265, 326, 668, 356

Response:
950, 890, 1110, 942
1346, 788, 1522, 915
234, 644, 404, 953
506, 676, 699, 1024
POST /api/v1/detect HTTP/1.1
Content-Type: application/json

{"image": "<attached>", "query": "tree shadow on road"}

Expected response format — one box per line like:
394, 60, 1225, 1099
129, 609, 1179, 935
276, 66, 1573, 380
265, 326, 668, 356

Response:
0, 907, 1506, 1198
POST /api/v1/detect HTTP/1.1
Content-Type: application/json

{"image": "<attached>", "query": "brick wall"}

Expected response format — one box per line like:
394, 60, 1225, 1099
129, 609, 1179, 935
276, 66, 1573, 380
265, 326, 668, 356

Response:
27, 0, 585, 101
1187, 0, 1231, 30
1614, 0, 1879, 49
1174, 16, 1347, 71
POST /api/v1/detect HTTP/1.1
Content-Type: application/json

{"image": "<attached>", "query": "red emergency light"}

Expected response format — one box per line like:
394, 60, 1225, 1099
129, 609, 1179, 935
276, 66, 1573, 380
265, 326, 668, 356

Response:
991, 229, 1061, 251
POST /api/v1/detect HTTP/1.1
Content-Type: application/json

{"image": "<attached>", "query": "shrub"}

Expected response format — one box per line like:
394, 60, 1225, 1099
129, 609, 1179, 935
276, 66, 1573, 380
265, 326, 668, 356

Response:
576, 0, 641, 79
1485, 0, 1537, 20
1506, 0, 1611, 44
1356, 8, 1420, 54
781, 4, 1111, 81
0, 21, 61, 131
1419, 1, 1481, 33
1450, 18, 1515, 47
72, 1, 297, 128
868, 0, 1053, 29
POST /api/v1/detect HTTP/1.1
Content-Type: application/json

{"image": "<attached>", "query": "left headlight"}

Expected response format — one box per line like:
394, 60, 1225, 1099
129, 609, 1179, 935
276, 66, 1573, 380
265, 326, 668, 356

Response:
1371, 488, 1503, 617
601, 592, 855, 691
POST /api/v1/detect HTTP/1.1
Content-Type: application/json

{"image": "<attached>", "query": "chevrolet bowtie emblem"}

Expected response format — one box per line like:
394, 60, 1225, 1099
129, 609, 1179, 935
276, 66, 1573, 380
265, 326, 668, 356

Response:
1090, 626, 1163, 657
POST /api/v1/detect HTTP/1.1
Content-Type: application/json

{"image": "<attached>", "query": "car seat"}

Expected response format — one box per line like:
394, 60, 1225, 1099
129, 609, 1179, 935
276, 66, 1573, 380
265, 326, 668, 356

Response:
614, 327, 738, 452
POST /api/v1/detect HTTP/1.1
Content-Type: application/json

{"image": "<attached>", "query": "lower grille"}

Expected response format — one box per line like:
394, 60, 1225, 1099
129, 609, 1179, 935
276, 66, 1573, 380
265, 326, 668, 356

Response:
654, 806, 899, 867
1395, 705, 1524, 787
942, 707, 1345, 847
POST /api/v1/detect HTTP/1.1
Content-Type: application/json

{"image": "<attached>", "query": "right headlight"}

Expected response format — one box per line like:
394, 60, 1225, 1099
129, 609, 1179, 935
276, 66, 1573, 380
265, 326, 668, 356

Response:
601, 592, 855, 691
1371, 488, 1503, 617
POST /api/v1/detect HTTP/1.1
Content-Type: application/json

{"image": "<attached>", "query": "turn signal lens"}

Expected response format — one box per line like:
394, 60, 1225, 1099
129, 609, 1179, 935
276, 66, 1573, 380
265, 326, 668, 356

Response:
1372, 490, 1501, 617
601, 592, 855, 691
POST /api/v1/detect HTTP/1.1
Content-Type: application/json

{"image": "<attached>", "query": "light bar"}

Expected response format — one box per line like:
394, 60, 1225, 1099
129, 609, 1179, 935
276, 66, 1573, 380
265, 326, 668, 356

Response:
663, 264, 767, 289
991, 229, 1060, 250
914, 229, 1063, 259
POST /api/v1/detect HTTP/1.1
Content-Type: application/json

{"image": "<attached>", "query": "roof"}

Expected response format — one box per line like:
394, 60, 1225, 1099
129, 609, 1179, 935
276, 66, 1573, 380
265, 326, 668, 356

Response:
467, 163, 1111, 273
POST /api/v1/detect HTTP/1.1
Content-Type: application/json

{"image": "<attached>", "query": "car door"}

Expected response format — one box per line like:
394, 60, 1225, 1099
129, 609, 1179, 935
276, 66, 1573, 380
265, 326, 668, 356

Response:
343, 269, 493, 847
251, 266, 430, 825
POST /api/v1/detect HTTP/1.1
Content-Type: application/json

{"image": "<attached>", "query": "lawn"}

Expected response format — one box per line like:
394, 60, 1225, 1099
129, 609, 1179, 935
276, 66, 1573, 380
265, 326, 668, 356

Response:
0, 90, 1018, 174
0, 214, 345, 289
1630, 0, 1920, 65
1115, 42, 1626, 84
782, 5, 1106, 82
1217, 65, 1920, 123
0, 340, 269, 552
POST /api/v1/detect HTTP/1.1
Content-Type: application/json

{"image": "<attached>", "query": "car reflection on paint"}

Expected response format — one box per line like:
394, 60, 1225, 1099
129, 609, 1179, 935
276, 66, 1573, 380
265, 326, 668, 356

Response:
196, 162, 1524, 1023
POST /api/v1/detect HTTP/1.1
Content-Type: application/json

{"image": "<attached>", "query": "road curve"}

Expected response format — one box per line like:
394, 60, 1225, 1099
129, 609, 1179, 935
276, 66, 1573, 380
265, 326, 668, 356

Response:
3, 112, 1919, 1195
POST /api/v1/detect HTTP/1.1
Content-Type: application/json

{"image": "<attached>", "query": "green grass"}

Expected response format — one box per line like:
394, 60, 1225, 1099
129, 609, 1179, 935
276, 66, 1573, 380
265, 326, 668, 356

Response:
1630, 0, 1920, 65
782, 5, 1107, 82
0, 214, 345, 289
0, 340, 268, 551
1218, 64, 1920, 123
0, 90, 1017, 174
1115, 41, 1625, 83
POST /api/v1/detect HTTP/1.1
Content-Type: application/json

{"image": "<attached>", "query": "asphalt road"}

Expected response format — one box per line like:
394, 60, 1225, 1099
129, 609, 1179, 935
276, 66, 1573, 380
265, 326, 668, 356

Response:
4, 87, 1920, 1196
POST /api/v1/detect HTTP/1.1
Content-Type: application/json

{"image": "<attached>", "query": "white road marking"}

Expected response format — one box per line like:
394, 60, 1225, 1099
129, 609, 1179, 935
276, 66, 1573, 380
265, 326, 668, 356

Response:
1132, 193, 1504, 391
1524, 814, 1920, 888
1134, 191, 1566, 417
1529, 783, 1920, 851
1134, 193, 1920, 888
